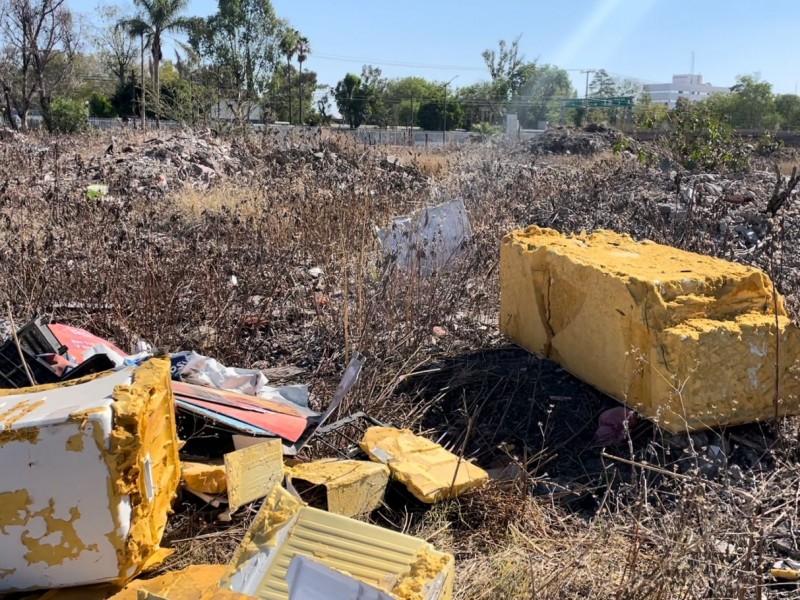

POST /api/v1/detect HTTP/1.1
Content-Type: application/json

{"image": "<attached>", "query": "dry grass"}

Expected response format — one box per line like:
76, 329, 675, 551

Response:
3, 128, 800, 597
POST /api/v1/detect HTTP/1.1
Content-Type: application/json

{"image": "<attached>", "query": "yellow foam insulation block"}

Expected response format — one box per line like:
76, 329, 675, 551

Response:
222, 486, 454, 600
182, 461, 227, 495
108, 564, 252, 600
225, 439, 283, 512
499, 226, 800, 432
288, 459, 390, 517
0, 359, 181, 592
359, 427, 488, 503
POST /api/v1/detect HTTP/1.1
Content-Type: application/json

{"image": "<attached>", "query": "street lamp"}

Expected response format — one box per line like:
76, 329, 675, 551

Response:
442, 75, 458, 145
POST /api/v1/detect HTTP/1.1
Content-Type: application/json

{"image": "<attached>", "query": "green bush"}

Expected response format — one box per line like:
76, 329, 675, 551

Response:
45, 97, 88, 133
663, 98, 748, 172
89, 92, 116, 118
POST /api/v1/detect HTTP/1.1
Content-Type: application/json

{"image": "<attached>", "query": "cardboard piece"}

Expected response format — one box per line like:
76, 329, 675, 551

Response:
360, 427, 488, 503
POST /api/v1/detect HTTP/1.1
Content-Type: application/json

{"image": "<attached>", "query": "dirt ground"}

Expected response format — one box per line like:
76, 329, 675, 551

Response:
3, 126, 800, 598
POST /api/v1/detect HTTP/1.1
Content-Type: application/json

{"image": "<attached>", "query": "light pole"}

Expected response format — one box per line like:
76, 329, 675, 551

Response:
442, 75, 458, 145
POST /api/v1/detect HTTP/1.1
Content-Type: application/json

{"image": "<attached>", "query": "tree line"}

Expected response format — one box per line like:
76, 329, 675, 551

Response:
0, 2, 797, 135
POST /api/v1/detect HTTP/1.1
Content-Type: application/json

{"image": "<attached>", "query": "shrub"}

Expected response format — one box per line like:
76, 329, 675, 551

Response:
89, 92, 116, 118
663, 98, 748, 172
45, 97, 88, 133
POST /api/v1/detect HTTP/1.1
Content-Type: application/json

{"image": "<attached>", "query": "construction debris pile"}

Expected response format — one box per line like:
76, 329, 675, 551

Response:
0, 318, 487, 599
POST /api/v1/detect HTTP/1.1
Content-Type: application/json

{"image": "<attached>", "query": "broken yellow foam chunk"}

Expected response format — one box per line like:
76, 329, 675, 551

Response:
108, 564, 252, 599
499, 226, 800, 432
182, 461, 227, 495
289, 459, 390, 517
359, 427, 488, 503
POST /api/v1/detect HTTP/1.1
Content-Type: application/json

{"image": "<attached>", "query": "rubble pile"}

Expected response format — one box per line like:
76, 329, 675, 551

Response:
0, 130, 430, 202
0, 317, 483, 598
529, 124, 635, 156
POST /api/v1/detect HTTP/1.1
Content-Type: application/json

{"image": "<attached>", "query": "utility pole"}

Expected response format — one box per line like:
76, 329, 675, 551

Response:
140, 34, 146, 131
581, 69, 595, 124
442, 75, 458, 145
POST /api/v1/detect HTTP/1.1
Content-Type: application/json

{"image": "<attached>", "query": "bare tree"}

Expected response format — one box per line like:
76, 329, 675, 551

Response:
0, 0, 78, 130
92, 3, 137, 91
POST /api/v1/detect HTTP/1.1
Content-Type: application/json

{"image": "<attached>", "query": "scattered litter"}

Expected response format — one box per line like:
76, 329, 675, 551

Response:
376, 199, 472, 276
0, 359, 180, 591
771, 558, 800, 581
360, 427, 488, 503
593, 407, 639, 446
288, 459, 390, 518
49, 323, 129, 364
86, 184, 109, 199
173, 381, 314, 443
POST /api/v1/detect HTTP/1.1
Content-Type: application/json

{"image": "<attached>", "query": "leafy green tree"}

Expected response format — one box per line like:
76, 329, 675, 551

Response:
589, 69, 617, 98
89, 92, 115, 117
728, 75, 778, 129
267, 63, 317, 123
382, 77, 441, 126
482, 35, 526, 99
359, 65, 389, 126
189, 0, 283, 127
295, 36, 310, 123
121, 0, 192, 124
417, 99, 463, 131
334, 73, 369, 128
458, 81, 507, 128
513, 64, 575, 127
775, 94, 800, 131
111, 70, 139, 117
278, 27, 299, 122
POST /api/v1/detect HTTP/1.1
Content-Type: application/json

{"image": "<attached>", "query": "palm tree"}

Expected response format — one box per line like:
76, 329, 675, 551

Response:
279, 28, 299, 123
121, 0, 191, 125
295, 36, 310, 125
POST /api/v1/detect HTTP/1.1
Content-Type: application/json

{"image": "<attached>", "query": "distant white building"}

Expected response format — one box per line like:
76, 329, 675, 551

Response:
642, 74, 729, 108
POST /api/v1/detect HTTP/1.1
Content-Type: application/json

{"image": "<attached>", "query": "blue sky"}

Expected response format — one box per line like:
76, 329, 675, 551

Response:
71, 0, 800, 96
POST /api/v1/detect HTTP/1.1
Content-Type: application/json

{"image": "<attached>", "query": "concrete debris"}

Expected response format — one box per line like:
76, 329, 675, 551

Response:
500, 226, 800, 433
288, 459, 390, 518
359, 427, 488, 503
376, 199, 472, 277
0, 359, 180, 591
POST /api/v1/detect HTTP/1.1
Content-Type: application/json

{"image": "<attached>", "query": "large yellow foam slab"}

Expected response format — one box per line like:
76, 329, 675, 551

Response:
500, 226, 800, 432
359, 427, 488, 503
288, 459, 390, 517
